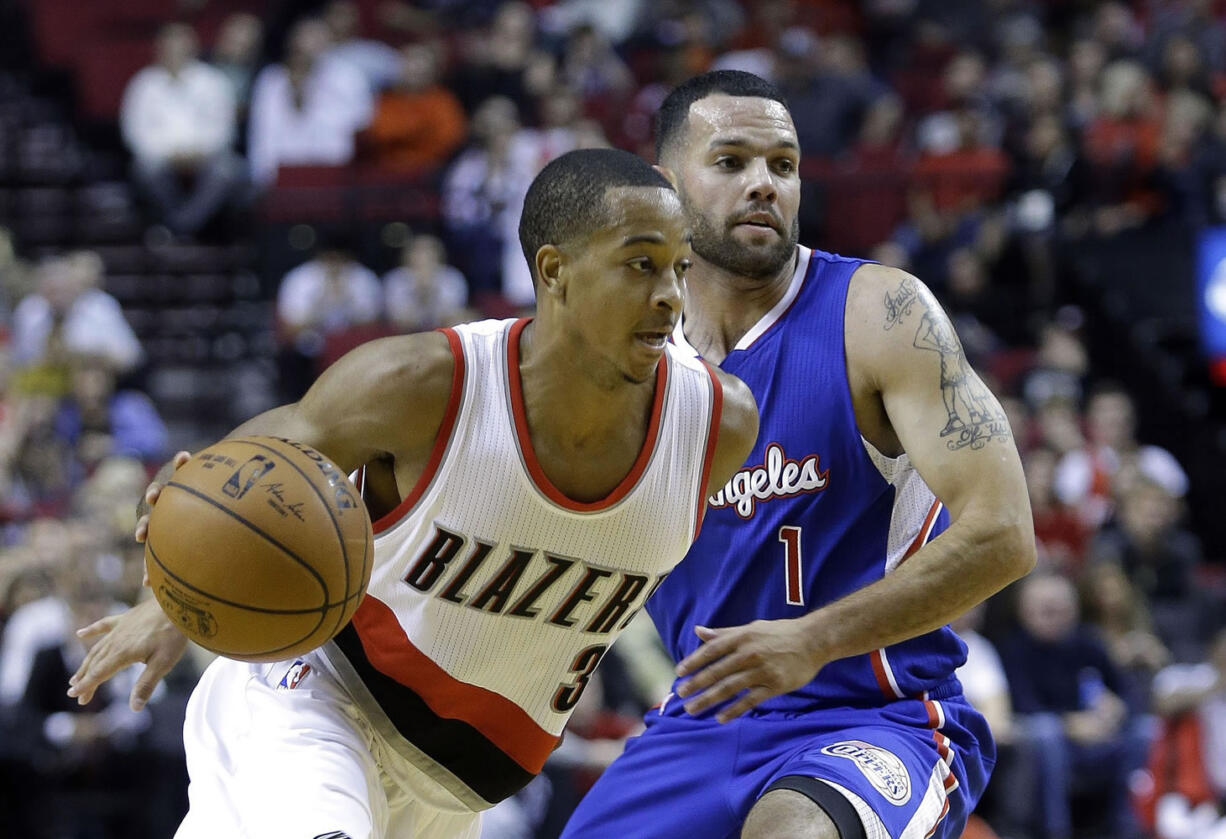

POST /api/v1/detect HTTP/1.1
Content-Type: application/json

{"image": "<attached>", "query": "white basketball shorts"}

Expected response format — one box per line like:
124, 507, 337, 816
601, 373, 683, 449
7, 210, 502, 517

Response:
174, 650, 482, 839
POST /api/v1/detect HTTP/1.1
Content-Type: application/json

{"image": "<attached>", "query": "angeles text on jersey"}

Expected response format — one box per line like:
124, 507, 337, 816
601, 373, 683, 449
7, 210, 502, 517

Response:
707, 442, 829, 519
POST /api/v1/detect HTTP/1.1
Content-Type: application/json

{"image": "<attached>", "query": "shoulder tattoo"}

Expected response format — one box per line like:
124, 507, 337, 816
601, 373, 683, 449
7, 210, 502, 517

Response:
911, 308, 1011, 451
883, 277, 918, 330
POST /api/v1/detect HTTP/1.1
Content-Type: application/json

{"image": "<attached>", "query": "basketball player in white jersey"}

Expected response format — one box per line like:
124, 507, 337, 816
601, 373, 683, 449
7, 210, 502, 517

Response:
65, 148, 759, 839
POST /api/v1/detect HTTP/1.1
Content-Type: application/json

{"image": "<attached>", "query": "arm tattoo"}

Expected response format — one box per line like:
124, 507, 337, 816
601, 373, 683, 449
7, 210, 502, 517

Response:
883, 278, 918, 330
911, 309, 1010, 450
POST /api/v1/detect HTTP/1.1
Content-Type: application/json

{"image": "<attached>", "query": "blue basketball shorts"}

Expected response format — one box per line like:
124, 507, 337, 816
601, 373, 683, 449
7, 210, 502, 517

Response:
560, 695, 994, 839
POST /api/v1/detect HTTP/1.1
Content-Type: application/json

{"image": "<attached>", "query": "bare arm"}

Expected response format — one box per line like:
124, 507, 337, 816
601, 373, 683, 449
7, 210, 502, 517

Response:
70, 332, 457, 710
677, 264, 1035, 720
797, 265, 1035, 657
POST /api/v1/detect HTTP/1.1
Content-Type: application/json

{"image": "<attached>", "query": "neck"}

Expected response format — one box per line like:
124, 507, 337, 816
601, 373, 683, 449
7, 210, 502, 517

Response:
517, 319, 654, 443
681, 248, 798, 363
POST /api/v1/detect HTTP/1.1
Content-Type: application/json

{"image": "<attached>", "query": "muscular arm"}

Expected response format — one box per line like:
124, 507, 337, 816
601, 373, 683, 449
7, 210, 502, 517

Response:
803, 264, 1035, 659
677, 264, 1034, 720
72, 332, 457, 710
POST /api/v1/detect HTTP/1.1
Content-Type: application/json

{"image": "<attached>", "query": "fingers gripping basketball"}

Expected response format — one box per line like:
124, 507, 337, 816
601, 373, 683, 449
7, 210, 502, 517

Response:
144, 436, 373, 662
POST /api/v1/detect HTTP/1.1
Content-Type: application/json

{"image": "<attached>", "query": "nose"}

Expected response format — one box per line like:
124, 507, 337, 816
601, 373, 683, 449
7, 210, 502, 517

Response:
744, 157, 777, 204
652, 266, 684, 317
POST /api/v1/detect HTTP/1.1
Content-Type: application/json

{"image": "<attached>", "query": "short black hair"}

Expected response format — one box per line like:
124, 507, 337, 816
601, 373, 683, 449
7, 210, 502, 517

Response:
655, 70, 788, 162
518, 148, 673, 284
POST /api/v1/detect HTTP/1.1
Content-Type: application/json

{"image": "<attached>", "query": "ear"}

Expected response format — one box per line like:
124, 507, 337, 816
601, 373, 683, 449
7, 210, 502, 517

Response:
535, 244, 566, 300
653, 164, 678, 188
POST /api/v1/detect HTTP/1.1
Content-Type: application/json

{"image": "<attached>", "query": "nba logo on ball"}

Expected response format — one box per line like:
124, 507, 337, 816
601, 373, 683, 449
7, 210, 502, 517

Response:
278, 661, 312, 690
222, 455, 276, 499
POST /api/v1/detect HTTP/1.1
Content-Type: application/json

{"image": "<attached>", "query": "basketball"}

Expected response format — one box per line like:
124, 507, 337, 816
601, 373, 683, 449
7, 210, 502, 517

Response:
143, 435, 373, 662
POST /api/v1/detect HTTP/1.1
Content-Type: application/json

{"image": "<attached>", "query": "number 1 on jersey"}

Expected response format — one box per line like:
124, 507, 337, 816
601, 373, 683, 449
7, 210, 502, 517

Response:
779, 526, 804, 606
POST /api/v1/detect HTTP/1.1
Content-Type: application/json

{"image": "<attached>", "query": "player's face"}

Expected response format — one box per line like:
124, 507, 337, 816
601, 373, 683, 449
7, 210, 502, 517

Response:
562, 186, 691, 384
669, 94, 801, 280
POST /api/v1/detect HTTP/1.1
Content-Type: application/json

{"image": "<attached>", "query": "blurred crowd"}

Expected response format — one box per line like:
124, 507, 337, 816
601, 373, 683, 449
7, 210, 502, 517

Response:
1, 0, 1226, 837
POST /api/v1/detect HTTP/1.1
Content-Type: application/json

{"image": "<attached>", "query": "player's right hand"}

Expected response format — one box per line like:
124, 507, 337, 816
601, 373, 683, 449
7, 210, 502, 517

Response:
67, 597, 188, 712
136, 450, 191, 585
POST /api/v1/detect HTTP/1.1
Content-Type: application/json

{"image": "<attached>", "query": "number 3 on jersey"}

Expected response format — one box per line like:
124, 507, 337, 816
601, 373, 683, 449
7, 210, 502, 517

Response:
779, 526, 804, 606
552, 644, 608, 712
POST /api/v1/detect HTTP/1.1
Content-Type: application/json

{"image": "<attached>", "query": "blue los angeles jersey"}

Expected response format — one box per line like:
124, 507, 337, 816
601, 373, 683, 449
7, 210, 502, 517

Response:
656, 246, 967, 715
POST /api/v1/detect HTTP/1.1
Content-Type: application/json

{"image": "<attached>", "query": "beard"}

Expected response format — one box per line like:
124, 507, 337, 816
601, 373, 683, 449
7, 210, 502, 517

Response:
682, 194, 799, 279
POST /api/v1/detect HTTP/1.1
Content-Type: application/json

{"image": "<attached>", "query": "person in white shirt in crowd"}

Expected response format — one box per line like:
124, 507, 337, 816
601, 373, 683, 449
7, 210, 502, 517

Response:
321, 0, 402, 93
10, 252, 143, 377
119, 23, 244, 238
275, 237, 381, 397
247, 17, 373, 187
1146, 630, 1226, 839
442, 95, 529, 302
383, 234, 474, 332
1055, 382, 1188, 528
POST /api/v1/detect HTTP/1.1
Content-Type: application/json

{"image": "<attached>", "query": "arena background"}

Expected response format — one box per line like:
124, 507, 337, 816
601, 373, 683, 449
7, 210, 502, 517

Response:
1, 1, 1226, 837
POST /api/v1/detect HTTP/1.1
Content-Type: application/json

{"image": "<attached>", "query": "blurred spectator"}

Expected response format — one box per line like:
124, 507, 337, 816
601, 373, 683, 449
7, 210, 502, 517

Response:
1021, 317, 1089, 411
120, 23, 244, 239
1055, 383, 1188, 528
952, 602, 1031, 839
999, 572, 1148, 839
1066, 38, 1108, 130
1082, 60, 1164, 235
10, 567, 184, 838
53, 354, 168, 469
0, 519, 84, 705
1026, 446, 1091, 574
1090, 475, 1204, 659
1148, 0, 1226, 78
638, 0, 745, 57
559, 23, 634, 104
208, 12, 265, 112
1092, 2, 1145, 61
1081, 560, 1171, 688
497, 84, 610, 307
783, 32, 886, 160
275, 240, 382, 397
363, 41, 468, 171
442, 95, 528, 300
538, 0, 646, 46
10, 252, 144, 383
912, 105, 1010, 217
452, 2, 555, 116
1140, 628, 1226, 839
384, 234, 473, 332
322, 0, 403, 93
248, 18, 374, 187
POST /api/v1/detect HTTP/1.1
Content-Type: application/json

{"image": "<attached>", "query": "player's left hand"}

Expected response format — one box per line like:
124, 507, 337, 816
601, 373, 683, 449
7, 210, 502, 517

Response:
675, 619, 823, 723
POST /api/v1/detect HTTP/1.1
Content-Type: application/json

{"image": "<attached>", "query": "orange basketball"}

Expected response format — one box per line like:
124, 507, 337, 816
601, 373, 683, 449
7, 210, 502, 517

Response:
144, 435, 373, 662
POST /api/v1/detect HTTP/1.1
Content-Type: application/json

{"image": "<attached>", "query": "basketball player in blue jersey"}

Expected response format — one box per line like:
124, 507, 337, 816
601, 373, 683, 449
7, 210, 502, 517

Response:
561, 72, 1036, 839
64, 149, 759, 839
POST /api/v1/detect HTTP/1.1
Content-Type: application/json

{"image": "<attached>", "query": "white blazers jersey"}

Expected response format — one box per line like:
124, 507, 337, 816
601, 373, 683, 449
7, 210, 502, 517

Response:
322, 318, 723, 812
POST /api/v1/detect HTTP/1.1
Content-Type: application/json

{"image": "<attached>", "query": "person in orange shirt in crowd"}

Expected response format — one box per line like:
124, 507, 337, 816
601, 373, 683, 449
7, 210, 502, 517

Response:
364, 40, 467, 171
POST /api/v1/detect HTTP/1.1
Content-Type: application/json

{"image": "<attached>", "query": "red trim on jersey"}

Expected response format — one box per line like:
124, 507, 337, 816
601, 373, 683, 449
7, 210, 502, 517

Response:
870, 649, 900, 698
692, 362, 724, 540
900, 500, 942, 564
350, 595, 558, 774
372, 328, 466, 535
506, 317, 668, 512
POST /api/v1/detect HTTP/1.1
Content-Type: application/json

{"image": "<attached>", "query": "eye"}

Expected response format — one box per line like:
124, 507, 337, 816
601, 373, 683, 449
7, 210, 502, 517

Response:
627, 257, 654, 273
774, 158, 797, 174
714, 155, 741, 170
676, 259, 691, 276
